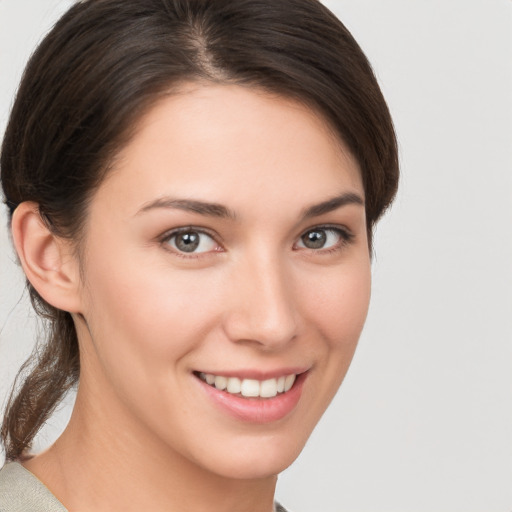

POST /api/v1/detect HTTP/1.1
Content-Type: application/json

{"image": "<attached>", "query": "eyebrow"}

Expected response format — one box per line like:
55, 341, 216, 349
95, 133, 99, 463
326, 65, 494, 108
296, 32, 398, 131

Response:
136, 191, 363, 220
301, 192, 364, 219
137, 197, 237, 219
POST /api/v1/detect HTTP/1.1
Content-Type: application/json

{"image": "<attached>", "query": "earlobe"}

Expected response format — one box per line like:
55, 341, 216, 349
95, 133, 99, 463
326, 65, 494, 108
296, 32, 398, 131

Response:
11, 202, 83, 313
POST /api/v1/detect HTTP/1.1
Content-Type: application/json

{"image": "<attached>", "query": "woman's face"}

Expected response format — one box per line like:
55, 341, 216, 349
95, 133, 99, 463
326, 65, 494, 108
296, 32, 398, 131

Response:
74, 84, 371, 479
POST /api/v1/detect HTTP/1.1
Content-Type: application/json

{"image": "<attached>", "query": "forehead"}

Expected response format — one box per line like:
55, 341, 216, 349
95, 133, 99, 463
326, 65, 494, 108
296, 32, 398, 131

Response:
93, 83, 363, 218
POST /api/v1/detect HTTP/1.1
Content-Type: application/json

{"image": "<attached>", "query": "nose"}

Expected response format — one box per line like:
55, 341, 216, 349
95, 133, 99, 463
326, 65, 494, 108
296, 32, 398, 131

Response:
222, 252, 299, 350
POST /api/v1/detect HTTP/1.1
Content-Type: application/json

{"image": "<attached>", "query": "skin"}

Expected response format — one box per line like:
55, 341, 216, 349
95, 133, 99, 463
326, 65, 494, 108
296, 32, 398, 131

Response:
15, 84, 371, 512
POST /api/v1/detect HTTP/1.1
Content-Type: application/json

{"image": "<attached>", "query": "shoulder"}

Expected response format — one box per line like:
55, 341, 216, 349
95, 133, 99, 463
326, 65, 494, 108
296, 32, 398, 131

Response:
0, 462, 67, 512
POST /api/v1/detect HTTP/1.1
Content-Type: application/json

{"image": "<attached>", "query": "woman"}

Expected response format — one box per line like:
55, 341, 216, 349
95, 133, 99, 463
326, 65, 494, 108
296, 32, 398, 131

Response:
0, 0, 398, 510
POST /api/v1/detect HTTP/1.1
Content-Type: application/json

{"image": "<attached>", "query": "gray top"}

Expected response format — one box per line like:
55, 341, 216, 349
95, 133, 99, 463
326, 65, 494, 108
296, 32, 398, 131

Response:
0, 462, 67, 512
0, 462, 289, 512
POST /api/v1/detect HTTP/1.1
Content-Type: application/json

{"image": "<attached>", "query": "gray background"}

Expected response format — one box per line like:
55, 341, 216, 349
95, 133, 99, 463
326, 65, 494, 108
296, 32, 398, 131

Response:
1, 1, 511, 511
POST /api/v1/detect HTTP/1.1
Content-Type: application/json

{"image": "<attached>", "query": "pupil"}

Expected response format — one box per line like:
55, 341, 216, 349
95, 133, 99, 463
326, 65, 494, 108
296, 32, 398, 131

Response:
176, 232, 200, 252
303, 230, 326, 249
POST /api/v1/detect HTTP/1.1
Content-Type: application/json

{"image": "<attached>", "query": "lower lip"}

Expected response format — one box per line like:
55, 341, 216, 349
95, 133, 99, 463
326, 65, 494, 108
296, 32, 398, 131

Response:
197, 373, 307, 424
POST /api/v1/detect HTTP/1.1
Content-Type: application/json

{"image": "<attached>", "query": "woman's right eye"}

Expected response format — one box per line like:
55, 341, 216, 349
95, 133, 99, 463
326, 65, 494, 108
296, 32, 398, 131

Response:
162, 229, 219, 255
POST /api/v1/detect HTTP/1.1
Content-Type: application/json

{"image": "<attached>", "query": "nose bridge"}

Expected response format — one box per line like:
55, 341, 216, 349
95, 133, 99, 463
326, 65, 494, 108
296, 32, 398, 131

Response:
224, 248, 298, 348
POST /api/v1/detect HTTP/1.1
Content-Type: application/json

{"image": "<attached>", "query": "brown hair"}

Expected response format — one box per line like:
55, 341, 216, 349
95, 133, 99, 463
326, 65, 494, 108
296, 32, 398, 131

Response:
1, 0, 398, 461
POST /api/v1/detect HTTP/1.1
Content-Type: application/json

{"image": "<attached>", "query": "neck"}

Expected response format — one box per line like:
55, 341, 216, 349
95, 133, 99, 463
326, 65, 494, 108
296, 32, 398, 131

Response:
23, 377, 277, 512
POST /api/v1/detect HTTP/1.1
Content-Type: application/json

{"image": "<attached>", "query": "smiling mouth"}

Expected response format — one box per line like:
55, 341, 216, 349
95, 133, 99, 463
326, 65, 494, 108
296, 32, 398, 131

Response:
194, 372, 297, 398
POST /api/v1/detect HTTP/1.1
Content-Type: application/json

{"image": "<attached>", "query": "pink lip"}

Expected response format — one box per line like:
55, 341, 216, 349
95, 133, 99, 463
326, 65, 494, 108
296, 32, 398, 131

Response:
196, 371, 308, 424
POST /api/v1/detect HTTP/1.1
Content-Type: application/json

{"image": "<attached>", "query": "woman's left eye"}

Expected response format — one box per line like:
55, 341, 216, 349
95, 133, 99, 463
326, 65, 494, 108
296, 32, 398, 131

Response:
296, 227, 351, 251
163, 229, 219, 254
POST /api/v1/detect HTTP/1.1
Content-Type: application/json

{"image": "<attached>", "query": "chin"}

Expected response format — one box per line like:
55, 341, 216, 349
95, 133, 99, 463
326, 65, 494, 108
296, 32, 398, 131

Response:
193, 431, 310, 481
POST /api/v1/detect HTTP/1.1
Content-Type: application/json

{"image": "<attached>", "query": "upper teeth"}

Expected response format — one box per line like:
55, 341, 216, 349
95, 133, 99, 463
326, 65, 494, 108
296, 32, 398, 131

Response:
199, 373, 296, 398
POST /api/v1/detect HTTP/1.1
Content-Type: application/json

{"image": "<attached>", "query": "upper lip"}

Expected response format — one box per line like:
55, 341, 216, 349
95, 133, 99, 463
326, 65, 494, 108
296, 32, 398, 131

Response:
193, 367, 310, 380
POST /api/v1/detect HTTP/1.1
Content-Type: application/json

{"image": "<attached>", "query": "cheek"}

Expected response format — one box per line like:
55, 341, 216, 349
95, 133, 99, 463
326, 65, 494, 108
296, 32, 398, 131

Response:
294, 260, 371, 426
81, 252, 225, 368
301, 261, 372, 348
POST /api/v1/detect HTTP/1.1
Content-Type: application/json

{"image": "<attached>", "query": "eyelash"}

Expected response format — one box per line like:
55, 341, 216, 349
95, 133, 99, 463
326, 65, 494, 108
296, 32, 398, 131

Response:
294, 224, 355, 255
159, 226, 222, 259
159, 224, 355, 258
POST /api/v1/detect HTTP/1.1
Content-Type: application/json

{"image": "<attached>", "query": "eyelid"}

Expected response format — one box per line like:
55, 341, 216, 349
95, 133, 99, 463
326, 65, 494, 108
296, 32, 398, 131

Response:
300, 223, 354, 238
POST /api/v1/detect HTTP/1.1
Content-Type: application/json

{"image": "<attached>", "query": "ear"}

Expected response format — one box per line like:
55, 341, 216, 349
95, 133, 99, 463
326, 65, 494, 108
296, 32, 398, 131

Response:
11, 202, 83, 313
